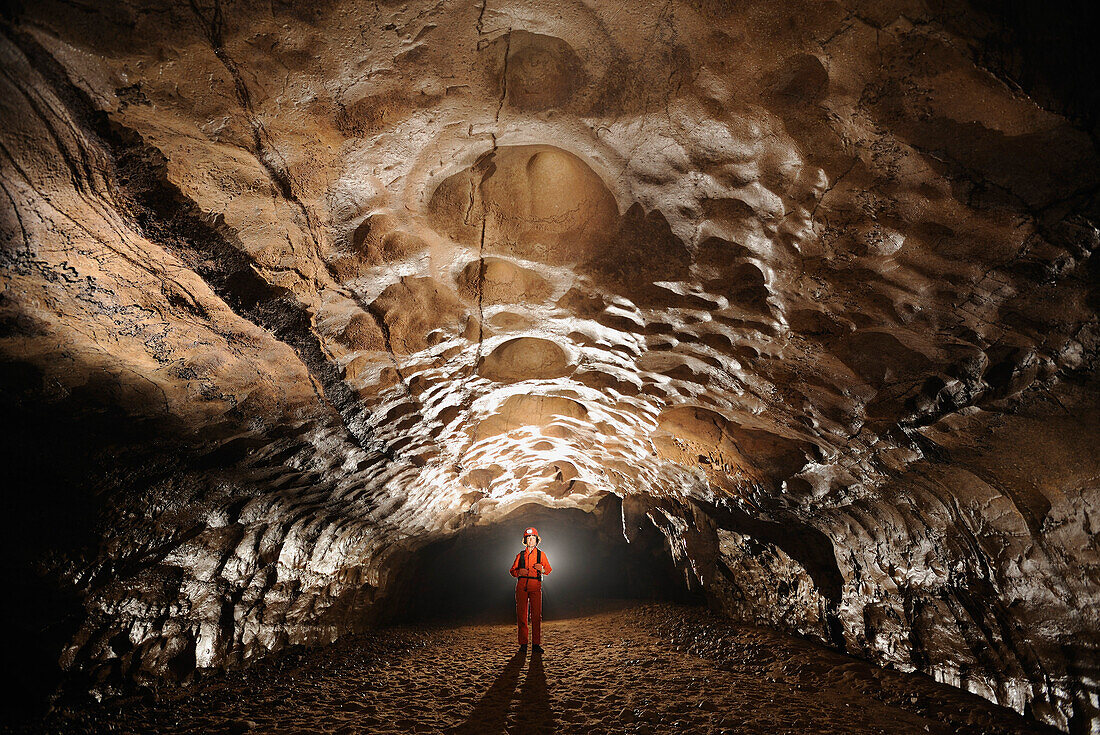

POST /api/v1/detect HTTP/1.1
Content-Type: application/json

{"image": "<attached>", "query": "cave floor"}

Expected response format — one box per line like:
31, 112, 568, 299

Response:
67, 601, 1057, 735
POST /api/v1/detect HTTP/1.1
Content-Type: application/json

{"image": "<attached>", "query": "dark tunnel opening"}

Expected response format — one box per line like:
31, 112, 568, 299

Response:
382, 496, 704, 626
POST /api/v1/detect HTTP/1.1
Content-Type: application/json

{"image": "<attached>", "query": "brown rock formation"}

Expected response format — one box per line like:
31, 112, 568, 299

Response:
1, 0, 1097, 731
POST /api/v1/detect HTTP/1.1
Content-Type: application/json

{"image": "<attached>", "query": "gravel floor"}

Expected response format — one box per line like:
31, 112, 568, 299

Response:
45, 601, 1060, 734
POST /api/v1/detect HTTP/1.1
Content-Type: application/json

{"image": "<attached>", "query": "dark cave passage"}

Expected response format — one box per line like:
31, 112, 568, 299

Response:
385, 500, 703, 626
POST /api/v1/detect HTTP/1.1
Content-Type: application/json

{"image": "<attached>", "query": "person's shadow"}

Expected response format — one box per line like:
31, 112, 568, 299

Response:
448, 649, 555, 734
513, 650, 555, 733
448, 649, 526, 735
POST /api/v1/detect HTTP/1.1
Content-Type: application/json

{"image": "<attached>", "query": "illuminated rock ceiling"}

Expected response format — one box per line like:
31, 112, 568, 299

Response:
1, 0, 1097, 730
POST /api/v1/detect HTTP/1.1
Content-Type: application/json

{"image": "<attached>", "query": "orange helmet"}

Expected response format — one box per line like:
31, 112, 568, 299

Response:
523, 526, 540, 544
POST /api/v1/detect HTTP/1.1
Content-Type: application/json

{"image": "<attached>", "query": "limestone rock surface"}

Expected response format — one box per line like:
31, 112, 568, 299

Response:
1, 0, 1097, 731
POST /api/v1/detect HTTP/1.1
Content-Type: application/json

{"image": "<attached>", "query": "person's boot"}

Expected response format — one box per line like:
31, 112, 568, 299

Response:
519, 643, 527, 653
532, 644, 544, 653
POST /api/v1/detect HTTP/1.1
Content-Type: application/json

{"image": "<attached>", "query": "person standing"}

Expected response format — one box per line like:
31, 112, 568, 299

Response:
510, 526, 552, 653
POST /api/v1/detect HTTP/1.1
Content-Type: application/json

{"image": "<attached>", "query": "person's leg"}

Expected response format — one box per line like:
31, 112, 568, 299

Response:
531, 587, 542, 645
515, 586, 529, 644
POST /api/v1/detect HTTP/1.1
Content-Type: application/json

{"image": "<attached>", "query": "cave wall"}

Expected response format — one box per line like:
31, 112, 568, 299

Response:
1, 0, 1098, 731
688, 372, 1100, 728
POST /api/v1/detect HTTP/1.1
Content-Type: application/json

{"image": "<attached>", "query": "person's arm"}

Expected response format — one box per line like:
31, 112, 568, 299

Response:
538, 554, 551, 576
510, 552, 522, 578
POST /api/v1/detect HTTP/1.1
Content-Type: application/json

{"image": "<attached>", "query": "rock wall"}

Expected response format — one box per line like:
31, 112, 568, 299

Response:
1, 0, 1097, 731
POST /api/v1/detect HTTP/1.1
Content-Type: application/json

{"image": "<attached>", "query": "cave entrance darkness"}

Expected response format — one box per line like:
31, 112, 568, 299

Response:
385, 496, 702, 625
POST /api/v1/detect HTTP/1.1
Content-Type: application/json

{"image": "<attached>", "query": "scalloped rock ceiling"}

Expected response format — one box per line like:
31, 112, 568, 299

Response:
1, 0, 1098, 731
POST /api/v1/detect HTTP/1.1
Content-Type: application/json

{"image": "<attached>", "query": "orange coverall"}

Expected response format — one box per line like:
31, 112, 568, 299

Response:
510, 547, 552, 644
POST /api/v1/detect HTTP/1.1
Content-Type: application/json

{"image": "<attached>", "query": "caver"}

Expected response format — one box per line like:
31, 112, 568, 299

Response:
510, 526, 552, 652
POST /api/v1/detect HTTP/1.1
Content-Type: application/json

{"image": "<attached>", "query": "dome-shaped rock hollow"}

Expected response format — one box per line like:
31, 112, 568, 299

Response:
477, 337, 575, 383
473, 393, 590, 441
348, 212, 430, 266
455, 256, 554, 305
428, 144, 620, 265
480, 30, 588, 112
2, 0, 1099, 732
